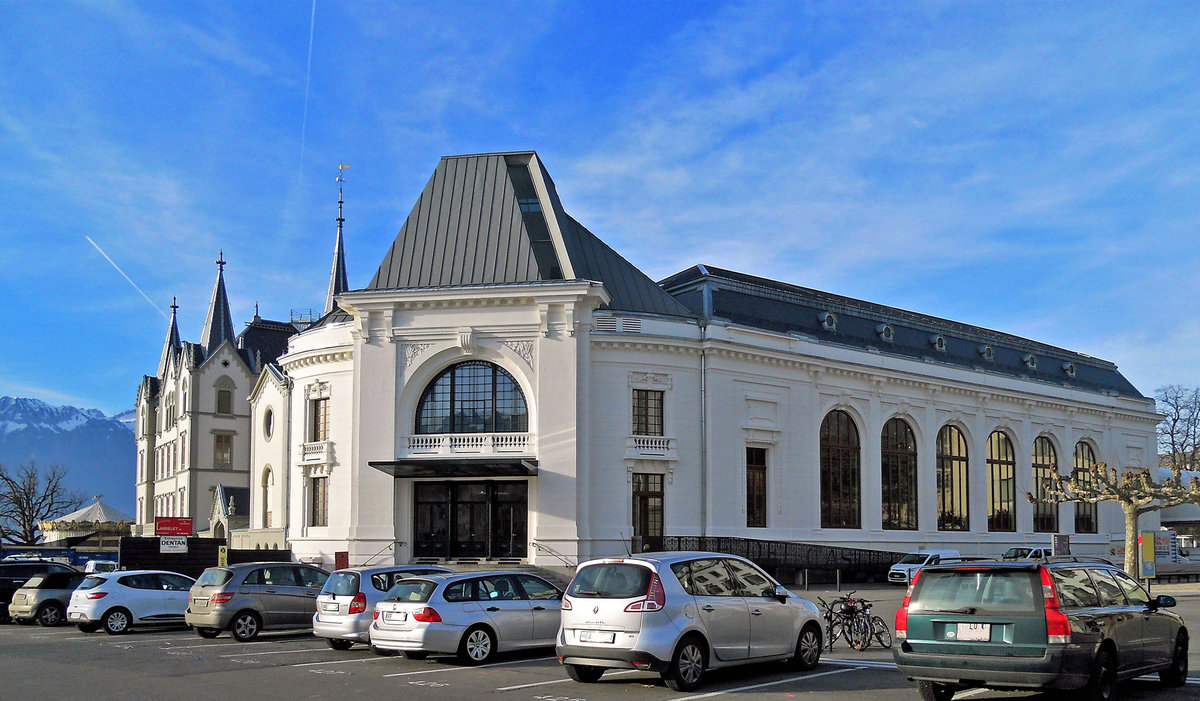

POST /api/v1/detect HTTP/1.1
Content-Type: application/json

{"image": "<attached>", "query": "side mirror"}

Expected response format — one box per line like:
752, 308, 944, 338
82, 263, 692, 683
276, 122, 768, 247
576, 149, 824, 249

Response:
1153, 594, 1176, 609
774, 584, 790, 603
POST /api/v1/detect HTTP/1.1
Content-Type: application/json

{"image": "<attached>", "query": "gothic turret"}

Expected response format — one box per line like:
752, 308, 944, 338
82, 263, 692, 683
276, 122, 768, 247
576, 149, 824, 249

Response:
200, 252, 235, 356
156, 297, 181, 377
325, 165, 350, 315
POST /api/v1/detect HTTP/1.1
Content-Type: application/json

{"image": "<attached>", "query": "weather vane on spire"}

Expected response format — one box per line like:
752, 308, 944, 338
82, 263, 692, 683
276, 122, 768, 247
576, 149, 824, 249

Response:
337, 164, 350, 227
216, 250, 226, 273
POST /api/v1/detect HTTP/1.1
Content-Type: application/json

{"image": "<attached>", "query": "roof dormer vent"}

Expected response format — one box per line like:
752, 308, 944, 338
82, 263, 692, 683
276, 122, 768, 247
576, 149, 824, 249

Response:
1062, 362, 1076, 378
876, 324, 894, 343
978, 344, 994, 362
929, 333, 946, 352
819, 311, 838, 332
1023, 353, 1038, 370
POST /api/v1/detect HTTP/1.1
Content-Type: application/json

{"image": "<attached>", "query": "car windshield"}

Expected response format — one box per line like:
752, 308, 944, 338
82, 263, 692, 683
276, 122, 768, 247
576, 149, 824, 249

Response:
911, 570, 1039, 614
568, 563, 652, 598
77, 575, 106, 591
1003, 548, 1031, 559
196, 569, 233, 587
322, 572, 360, 597
384, 579, 437, 603
897, 554, 930, 565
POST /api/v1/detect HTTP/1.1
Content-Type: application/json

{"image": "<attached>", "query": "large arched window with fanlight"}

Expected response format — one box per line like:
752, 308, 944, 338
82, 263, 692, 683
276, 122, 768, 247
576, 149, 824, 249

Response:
1073, 442, 1098, 534
820, 409, 860, 529
1032, 436, 1059, 533
881, 418, 918, 530
415, 361, 528, 434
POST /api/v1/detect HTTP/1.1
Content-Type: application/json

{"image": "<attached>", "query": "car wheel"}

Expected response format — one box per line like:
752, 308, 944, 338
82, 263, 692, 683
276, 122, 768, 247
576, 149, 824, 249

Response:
195, 627, 221, 639
792, 622, 822, 670
1159, 632, 1188, 687
77, 622, 100, 633
662, 636, 707, 692
403, 650, 429, 660
103, 608, 131, 635
370, 644, 398, 657
917, 680, 957, 701
1079, 648, 1116, 701
458, 625, 497, 665
327, 639, 354, 651
230, 611, 262, 642
565, 664, 605, 683
36, 603, 65, 627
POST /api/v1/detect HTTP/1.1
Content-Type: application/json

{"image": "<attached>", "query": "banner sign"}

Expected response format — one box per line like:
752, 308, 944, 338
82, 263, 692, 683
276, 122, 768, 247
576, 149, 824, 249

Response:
159, 536, 188, 554
218, 546, 228, 567
1139, 531, 1156, 579
155, 517, 193, 536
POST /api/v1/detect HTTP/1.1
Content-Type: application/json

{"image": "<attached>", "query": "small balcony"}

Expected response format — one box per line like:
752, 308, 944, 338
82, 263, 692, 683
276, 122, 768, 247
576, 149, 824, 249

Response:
300, 440, 332, 464
627, 435, 677, 461
401, 433, 535, 458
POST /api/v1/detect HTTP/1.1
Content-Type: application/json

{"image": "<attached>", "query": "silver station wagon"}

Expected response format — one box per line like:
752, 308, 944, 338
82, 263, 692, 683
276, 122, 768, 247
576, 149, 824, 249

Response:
313, 564, 452, 650
369, 571, 563, 664
556, 552, 823, 691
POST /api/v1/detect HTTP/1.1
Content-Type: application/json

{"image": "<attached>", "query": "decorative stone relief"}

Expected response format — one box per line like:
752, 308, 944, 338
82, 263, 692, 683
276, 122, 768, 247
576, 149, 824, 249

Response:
404, 343, 434, 368
628, 371, 672, 389
305, 381, 331, 400
458, 329, 476, 354
502, 340, 535, 368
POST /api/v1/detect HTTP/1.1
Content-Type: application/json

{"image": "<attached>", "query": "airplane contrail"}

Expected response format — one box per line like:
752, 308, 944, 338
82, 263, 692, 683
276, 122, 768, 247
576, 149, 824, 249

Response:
298, 0, 317, 174
85, 236, 169, 320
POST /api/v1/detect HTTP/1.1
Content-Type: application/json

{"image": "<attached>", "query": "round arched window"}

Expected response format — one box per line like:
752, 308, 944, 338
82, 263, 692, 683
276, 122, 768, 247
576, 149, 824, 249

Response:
415, 361, 528, 434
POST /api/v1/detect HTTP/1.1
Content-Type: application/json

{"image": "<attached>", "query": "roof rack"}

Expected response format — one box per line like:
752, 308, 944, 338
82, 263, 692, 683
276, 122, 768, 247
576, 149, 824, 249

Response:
937, 556, 995, 564
1041, 555, 1117, 566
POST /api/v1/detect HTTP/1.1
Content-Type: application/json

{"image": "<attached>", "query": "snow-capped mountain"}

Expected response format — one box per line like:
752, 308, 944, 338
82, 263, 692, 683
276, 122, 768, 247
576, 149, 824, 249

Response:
0, 397, 135, 513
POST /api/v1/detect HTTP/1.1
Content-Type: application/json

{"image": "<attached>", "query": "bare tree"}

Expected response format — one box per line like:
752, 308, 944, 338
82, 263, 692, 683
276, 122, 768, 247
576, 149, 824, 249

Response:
1157, 384, 1199, 470
0, 461, 86, 545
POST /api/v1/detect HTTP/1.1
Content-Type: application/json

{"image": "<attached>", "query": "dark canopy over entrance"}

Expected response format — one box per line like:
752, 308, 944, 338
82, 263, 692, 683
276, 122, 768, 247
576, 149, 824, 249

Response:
368, 458, 537, 479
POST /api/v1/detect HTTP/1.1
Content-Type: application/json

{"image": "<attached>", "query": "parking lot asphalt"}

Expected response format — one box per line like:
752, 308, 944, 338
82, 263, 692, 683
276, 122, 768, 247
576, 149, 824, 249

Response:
0, 582, 1195, 701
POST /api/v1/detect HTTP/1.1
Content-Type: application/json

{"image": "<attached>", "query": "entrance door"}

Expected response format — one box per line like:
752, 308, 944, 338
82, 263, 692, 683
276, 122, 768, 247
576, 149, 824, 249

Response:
414, 483, 450, 558
632, 473, 664, 552
492, 482, 528, 558
452, 483, 489, 558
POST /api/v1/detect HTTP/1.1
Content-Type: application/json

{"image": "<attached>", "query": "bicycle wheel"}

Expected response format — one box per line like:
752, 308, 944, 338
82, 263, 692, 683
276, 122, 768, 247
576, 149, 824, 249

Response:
871, 615, 892, 649
825, 619, 842, 651
849, 615, 871, 650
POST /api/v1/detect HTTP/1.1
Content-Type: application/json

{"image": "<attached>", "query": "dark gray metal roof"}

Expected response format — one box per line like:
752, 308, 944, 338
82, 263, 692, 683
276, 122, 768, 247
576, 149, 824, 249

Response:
200, 256, 235, 356
660, 265, 1147, 400
157, 303, 181, 378
366, 152, 694, 318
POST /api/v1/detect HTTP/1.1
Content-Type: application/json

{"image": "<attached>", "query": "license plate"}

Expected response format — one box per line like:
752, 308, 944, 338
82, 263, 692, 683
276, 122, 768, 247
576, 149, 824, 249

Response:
384, 611, 407, 622
194, 599, 208, 608
69, 612, 85, 621
955, 623, 991, 641
322, 602, 340, 612
579, 630, 615, 644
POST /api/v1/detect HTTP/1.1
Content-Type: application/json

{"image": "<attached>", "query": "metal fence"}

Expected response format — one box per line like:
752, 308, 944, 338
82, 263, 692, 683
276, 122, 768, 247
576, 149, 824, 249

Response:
657, 535, 906, 584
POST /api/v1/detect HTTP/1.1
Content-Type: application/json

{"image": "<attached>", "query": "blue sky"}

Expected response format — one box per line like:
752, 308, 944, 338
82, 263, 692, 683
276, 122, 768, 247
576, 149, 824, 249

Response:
1, 1, 1198, 416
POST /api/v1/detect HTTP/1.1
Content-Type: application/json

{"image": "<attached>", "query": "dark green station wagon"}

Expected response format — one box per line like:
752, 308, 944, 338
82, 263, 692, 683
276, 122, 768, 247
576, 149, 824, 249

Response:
893, 557, 1188, 701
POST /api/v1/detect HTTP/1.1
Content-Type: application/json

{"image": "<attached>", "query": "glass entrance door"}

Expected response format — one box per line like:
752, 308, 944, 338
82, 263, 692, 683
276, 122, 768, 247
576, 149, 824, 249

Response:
412, 480, 528, 559
452, 483, 488, 558
492, 482, 528, 558
414, 483, 450, 558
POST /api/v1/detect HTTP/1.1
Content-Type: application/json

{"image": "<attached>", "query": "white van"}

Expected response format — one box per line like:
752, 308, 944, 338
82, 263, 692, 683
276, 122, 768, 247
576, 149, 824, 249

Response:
887, 550, 959, 584
84, 560, 118, 573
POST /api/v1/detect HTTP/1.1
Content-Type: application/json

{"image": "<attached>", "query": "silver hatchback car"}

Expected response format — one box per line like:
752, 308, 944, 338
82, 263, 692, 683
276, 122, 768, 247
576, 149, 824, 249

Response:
556, 552, 823, 691
186, 562, 329, 641
370, 571, 563, 664
313, 564, 452, 650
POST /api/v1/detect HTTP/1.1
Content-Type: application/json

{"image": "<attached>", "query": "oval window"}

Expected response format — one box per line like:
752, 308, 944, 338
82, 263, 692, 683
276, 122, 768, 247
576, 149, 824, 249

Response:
263, 407, 275, 440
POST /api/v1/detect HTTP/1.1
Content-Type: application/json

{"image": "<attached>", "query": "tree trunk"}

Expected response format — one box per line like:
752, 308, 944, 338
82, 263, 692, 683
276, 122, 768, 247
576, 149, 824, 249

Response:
1123, 506, 1140, 577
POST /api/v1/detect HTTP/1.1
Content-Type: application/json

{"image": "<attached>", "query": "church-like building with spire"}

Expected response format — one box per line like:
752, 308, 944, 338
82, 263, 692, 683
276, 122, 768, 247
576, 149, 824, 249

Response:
133, 253, 298, 537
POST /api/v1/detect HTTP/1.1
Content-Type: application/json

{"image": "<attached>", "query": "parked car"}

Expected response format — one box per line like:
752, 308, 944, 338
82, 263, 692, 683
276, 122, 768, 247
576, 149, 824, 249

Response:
84, 560, 119, 573
556, 552, 823, 692
893, 557, 1189, 701
186, 561, 329, 641
369, 570, 562, 663
8, 570, 86, 626
1002, 546, 1052, 560
0, 560, 78, 624
313, 564, 453, 650
67, 570, 196, 634
888, 550, 960, 585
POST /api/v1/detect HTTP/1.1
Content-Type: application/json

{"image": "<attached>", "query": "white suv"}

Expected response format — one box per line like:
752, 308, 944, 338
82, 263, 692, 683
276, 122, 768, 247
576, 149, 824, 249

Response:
556, 552, 822, 692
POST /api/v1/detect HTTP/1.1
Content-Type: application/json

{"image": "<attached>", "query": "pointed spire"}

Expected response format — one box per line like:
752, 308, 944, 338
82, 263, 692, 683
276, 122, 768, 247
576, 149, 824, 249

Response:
325, 164, 350, 315
200, 251, 235, 356
157, 296, 181, 377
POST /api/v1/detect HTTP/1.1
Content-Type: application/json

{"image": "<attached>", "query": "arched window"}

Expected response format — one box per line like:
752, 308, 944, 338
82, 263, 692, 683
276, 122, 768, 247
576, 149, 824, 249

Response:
215, 376, 235, 415
416, 361, 528, 434
261, 466, 273, 529
936, 425, 969, 531
1073, 442, 1098, 534
820, 410, 860, 529
881, 418, 917, 530
987, 431, 1016, 532
1032, 436, 1059, 532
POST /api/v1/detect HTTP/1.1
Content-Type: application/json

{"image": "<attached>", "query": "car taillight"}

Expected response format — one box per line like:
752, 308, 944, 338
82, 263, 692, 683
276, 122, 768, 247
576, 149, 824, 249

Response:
1039, 566, 1070, 644
210, 592, 234, 605
625, 572, 665, 612
349, 592, 367, 614
372, 610, 380, 621
85, 591, 108, 600
561, 596, 573, 611
412, 607, 442, 623
894, 568, 922, 640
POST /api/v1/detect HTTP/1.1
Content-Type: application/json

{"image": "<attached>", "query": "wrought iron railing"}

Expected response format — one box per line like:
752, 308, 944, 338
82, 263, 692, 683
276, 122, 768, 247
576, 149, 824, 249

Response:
659, 535, 905, 578
531, 540, 577, 568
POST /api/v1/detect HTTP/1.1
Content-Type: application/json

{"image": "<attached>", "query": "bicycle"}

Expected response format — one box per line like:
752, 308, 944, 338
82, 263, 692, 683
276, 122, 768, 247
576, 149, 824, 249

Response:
850, 596, 892, 650
817, 593, 870, 651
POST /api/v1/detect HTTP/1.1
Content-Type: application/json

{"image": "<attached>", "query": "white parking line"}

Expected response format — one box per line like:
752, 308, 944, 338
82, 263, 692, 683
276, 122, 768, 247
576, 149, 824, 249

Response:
382, 656, 555, 678
673, 666, 860, 701
290, 657, 393, 668
220, 647, 329, 658
497, 669, 643, 691
159, 639, 317, 651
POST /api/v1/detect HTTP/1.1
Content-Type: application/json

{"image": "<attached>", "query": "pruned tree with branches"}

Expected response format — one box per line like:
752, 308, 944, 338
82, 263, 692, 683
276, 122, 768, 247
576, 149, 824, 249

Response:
0, 461, 86, 545
1028, 385, 1200, 576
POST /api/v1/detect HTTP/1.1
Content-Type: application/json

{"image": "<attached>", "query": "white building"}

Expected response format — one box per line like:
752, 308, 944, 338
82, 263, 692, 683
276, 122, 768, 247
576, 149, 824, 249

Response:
134, 256, 296, 537
237, 151, 1158, 568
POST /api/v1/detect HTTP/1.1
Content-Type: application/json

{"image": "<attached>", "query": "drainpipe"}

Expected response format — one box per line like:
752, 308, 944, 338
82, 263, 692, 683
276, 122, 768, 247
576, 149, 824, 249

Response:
699, 280, 712, 537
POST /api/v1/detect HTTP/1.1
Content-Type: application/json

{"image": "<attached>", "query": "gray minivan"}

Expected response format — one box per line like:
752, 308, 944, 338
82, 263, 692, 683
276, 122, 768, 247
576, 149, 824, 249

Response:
186, 562, 329, 641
